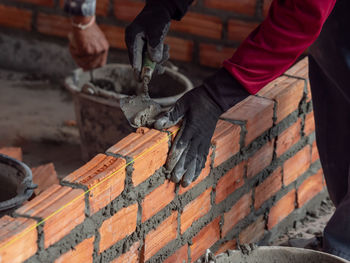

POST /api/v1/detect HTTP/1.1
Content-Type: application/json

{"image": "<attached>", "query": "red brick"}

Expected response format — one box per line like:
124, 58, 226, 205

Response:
199, 43, 236, 68
0, 216, 37, 263
100, 24, 126, 49
164, 245, 188, 263
222, 192, 252, 237
107, 129, 169, 186
239, 215, 265, 244
18, 0, 54, 6
32, 163, 59, 196
171, 12, 222, 39
283, 145, 311, 186
15, 184, 85, 248
204, 0, 256, 16
63, 154, 126, 215
114, 0, 144, 22
215, 161, 245, 204
37, 13, 70, 37
55, 237, 94, 263
0, 147, 22, 161
259, 76, 304, 123
228, 19, 259, 42
212, 120, 241, 167
221, 96, 274, 146
165, 36, 194, 62
311, 140, 320, 163
0, 5, 32, 31
263, 0, 273, 17
276, 119, 302, 157
110, 242, 140, 263
247, 140, 274, 178
180, 188, 212, 234
215, 239, 237, 255
144, 212, 178, 261
179, 148, 212, 194
99, 203, 138, 253
254, 167, 282, 209
297, 170, 324, 208
142, 180, 176, 222
304, 112, 315, 136
268, 189, 296, 229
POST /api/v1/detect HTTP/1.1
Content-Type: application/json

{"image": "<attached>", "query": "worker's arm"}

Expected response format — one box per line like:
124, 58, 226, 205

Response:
156, 0, 336, 187
64, 0, 109, 70
125, 0, 193, 79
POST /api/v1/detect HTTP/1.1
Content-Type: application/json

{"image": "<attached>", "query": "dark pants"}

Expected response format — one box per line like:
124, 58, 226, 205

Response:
309, 0, 350, 260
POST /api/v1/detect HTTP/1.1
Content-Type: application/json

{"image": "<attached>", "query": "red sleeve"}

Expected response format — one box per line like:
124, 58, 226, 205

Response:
223, 0, 336, 94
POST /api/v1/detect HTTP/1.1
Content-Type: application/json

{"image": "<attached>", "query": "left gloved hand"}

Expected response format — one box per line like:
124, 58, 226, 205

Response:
155, 68, 250, 187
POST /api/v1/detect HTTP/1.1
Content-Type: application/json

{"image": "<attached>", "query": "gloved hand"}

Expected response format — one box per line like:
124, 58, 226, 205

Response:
154, 68, 250, 187
125, 2, 172, 79
69, 16, 109, 71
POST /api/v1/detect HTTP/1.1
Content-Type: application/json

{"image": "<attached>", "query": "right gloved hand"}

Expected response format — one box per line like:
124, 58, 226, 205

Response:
125, 2, 171, 79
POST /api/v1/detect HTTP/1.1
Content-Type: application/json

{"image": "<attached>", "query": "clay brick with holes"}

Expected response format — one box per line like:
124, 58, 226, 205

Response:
179, 149, 212, 194
143, 211, 178, 261
0, 147, 22, 161
107, 129, 169, 186
222, 191, 252, 237
199, 43, 236, 68
298, 170, 324, 208
228, 19, 259, 42
99, 203, 138, 253
100, 24, 126, 49
283, 145, 311, 186
268, 189, 296, 229
276, 119, 302, 157
215, 161, 245, 204
114, 0, 144, 22
212, 120, 241, 167
204, 0, 256, 16
0, 5, 32, 31
32, 163, 59, 196
239, 215, 265, 244
165, 36, 194, 62
247, 140, 274, 178
164, 245, 188, 263
221, 96, 274, 146
110, 241, 140, 263
36, 13, 70, 37
0, 216, 37, 263
171, 12, 222, 39
15, 184, 85, 248
190, 217, 221, 262
254, 167, 282, 209
63, 154, 126, 215
55, 237, 94, 263
258, 76, 304, 123
142, 180, 176, 222
215, 240, 237, 255
180, 188, 212, 234
304, 112, 315, 136
311, 140, 320, 163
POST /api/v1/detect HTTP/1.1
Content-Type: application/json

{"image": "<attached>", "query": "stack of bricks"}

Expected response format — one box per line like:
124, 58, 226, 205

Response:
0, 0, 273, 68
0, 57, 326, 263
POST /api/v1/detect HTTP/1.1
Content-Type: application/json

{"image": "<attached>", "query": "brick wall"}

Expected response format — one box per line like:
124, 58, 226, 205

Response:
0, 0, 273, 69
0, 57, 327, 263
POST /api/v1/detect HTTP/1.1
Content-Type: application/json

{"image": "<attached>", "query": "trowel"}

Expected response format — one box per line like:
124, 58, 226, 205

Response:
120, 54, 162, 128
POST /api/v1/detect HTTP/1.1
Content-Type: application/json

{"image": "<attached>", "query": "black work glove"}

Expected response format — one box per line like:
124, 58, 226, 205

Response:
125, 0, 193, 79
154, 68, 250, 187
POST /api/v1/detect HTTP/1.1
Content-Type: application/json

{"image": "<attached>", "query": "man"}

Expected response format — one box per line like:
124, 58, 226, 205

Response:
64, 0, 350, 259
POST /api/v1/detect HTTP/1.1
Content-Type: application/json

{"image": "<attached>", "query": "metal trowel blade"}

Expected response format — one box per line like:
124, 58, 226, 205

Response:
120, 95, 162, 128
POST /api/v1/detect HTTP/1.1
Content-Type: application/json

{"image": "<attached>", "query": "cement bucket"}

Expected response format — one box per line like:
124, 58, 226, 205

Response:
214, 246, 349, 263
65, 64, 193, 161
0, 154, 36, 216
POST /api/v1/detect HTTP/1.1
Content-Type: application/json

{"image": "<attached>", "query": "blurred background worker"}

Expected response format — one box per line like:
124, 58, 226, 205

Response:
64, 0, 350, 260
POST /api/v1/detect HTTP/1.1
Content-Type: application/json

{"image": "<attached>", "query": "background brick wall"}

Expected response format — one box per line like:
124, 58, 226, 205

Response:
0, 0, 273, 69
0, 57, 327, 263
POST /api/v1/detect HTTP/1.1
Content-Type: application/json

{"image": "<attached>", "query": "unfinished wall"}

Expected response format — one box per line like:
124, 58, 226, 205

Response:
0, 57, 327, 263
0, 0, 272, 75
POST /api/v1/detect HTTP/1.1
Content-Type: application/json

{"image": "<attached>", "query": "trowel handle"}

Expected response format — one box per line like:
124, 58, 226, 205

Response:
141, 53, 156, 84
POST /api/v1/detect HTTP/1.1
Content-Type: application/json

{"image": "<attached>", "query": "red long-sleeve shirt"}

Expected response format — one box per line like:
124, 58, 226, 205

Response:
223, 0, 336, 94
